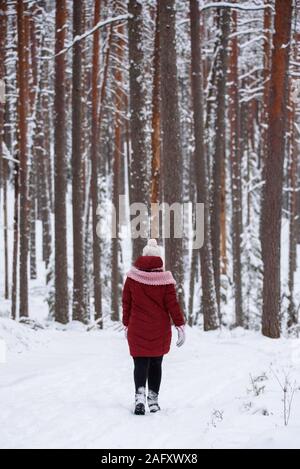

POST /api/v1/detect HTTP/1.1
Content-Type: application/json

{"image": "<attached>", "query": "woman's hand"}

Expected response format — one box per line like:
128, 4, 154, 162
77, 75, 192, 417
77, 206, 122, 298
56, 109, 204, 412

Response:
176, 325, 185, 347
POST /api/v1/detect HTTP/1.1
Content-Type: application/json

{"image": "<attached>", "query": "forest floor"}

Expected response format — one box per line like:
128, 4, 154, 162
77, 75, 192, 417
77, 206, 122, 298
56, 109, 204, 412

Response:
1, 320, 300, 449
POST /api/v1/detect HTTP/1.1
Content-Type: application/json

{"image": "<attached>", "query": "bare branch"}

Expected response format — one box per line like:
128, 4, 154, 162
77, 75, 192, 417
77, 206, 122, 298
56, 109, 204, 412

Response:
48, 14, 131, 59
200, 2, 274, 12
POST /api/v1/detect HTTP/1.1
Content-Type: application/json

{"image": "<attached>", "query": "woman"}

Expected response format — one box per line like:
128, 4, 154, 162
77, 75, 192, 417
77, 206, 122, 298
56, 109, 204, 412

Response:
122, 239, 186, 415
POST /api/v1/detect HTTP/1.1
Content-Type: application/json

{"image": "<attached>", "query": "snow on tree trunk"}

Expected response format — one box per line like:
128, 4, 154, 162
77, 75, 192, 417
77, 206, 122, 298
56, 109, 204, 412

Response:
228, 8, 243, 328
211, 7, 230, 312
91, 0, 102, 325
0, 0, 9, 300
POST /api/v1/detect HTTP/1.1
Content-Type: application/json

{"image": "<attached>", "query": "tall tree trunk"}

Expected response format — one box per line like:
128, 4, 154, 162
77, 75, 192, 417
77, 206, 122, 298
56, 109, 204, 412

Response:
0, 0, 5, 189
211, 8, 230, 313
54, 0, 69, 324
11, 161, 19, 320
29, 165, 37, 279
190, 0, 219, 331
36, 60, 52, 278
10, 4, 19, 319
287, 102, 298, 330
111, 20, 124, 322
151, 6, 161, 208
128, 0, 148, 257
228, 8, 243, 327
220, 157, 227, 277
91, 0, 102, 324
159, 0, 185, 312
188, 238, 198, 327
259, 0, 273, 243
2, 160, 9, 300
287, 28, 299, 330
72, 0, 86, 323
261, 0, 272, 168
17, 0, 29, 318
0, 0, 9, 300
261, 0, 293, 339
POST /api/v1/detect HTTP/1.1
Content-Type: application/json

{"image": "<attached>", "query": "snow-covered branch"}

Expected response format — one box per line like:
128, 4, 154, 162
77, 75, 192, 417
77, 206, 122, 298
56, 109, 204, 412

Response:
1, 142, 19, 165
200, 2, 274, 12
50, 14, 131, 59
2, 154, 20, 165
295, 123, 300, 137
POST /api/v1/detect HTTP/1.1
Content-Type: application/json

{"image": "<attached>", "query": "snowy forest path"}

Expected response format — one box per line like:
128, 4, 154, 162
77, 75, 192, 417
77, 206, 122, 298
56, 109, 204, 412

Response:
0, 327, 299, 449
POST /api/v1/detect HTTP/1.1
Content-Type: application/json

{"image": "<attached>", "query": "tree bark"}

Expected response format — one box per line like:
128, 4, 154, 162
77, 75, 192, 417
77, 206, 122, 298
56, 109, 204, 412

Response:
287, 28, 299, 330
72, 0, 86, 323
261, 0, 293, 339
151, 6, 161, 207
228, 8, 243, 327
159, 0, 185, 312
91, 0, 102, 324
128, 0, 148, 258
211, 8, 230, 312
261, 0, 272, 168
54, 0, 69, 324
111, 19, 124, 322
29, 163, 37, 280
36, 56, 52, 277
0, 0, 8, 300
190, 0, 219, 331
17, 0, 29, 318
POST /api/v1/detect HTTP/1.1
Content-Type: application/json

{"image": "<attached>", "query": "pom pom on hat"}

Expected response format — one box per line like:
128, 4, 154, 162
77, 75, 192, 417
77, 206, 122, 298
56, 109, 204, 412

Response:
142, 239, 161, 257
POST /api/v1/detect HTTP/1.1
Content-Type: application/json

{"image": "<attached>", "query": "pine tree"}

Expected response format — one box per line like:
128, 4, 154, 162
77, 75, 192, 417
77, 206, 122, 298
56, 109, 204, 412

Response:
72, 0, 87, 323
128, 0, 149, 258
151, 6, 161, 208
211, 7, 230, 312
91, 0, 102, 324
17, 0, 29, 318
261, 0, 293, 339
0, 0, 8, 300
54, 0, 69, 324
190, 0, 219, 331
159, 0, 185, 312
111, 8, 125, 322
228, 9, 243, 327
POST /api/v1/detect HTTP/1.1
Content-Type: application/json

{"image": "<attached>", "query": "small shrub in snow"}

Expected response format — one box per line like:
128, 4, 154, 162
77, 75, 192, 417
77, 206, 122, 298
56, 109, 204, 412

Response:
242, 401, 254, 413
270, 367, 297, 427
210, 409, 224, 428
248, 373, 268, 397
253, 407, 270, 417
19, 318, 45, 330
0, 318, 45, 354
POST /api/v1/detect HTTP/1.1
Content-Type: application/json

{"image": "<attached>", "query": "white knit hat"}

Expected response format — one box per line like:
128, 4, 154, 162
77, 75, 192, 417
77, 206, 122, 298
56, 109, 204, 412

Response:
142, 239, 161, 257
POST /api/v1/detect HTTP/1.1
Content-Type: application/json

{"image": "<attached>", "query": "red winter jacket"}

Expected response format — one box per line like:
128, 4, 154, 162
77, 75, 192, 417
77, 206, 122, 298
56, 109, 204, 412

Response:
122, 256, 185, 357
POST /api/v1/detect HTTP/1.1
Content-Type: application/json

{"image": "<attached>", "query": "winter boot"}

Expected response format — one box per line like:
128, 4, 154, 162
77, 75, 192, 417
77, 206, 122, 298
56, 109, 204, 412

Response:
134, 387, 146, 415
147, 389, 161, 413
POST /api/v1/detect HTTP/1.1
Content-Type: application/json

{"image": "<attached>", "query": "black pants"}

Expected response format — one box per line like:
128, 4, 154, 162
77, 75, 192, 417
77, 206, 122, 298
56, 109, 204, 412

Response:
133, 356, 163, 394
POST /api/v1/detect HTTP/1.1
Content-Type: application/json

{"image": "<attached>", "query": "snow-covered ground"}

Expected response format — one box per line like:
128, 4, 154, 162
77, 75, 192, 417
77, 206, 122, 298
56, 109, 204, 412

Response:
1, 186, 300, 449
1, 322, 300, 449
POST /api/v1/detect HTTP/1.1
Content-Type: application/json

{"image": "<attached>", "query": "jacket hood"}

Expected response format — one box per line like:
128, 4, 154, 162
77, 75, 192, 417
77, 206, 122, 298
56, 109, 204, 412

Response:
134, 256, 163, 272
